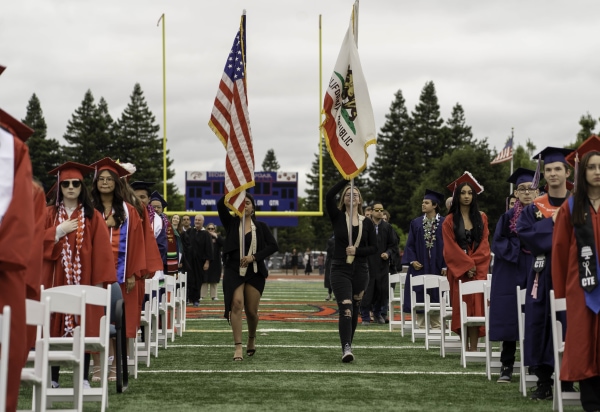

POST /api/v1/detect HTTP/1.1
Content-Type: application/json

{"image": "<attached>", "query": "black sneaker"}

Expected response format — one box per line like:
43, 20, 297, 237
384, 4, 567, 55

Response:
376, 315, 386, 324
341, 344, 354, 363
497, 366, 513, 383
530, 383, 553, 400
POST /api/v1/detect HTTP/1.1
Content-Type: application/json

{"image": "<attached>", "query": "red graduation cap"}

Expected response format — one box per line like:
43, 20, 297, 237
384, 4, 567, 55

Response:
48, 161, 95, 183
0, 108, 34, 142
446, 171, 484, 195
89, 157, 130, 179
565, 135, 600, 167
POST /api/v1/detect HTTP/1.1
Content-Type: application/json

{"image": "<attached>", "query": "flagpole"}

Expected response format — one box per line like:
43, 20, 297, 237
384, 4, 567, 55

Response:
347, 0, 359, 263
157, 13, 168, 204
319, 14, 323, 215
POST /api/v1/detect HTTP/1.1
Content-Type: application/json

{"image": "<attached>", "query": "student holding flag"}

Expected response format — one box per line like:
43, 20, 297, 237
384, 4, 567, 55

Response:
552, 136, 600, 411
321, 1, 377, 363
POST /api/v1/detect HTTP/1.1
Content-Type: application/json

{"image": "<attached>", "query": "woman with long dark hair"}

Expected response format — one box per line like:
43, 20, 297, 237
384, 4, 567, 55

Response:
90, 157, 147, 376
553, 143, 600, 411
43, 162, 116, 387
326, 179, 377, 362
442, 173, 491, 353
218, 193, 278, 361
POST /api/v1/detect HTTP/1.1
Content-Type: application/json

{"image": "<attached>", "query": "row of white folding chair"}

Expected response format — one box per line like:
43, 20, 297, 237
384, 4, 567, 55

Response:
0, 305, 10, 412
136, 278, 158, 373
550, 291, 581, 412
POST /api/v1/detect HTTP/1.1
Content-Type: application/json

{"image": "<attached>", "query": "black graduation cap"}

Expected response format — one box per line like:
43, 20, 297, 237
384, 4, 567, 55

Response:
530, 147, 574, 189
150, 191, 168, 208
423, 189, 444, 205
507, 168, 539, 186
130, 181, 155, 195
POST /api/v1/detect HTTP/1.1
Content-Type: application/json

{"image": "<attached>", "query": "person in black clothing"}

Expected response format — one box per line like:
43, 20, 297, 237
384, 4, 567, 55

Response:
360, 202, 398, 325
327, 179, 377, 362
185, 216, 213, 307
218, 194, 278, 361
290, 248, 299, 275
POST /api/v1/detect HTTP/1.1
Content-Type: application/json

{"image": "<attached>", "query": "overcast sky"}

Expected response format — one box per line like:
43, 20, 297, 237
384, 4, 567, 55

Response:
3, 0, 600, 195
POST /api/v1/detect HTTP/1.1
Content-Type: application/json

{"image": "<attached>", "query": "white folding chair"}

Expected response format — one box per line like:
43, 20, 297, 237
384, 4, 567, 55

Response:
439, 277, 461, 357
173, 273, 184, 338
137, 279, 153, 368
409, 275, 429, 342
484, 282, 502, 380
423, 276, 444, 350
388, 273, 403, 333
179, 272, 188, 332
158, 276, 176, 346
550, 290, 581, 412
0, 305, 10, 412
148, 278, 160, 358
458, 279, 487, 367
48, 285, 111, 411
42, 288, 87, 412
517, 286, 537, 396
20, 298, 50, 412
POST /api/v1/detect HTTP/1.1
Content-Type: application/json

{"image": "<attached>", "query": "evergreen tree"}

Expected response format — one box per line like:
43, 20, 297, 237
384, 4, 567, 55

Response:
113, 83, 179, 207
368, 89, 417, 231
411, 81, 444, 168
443, 103, 473, 148
62, 90, 115, 167
261, 149, 280, 171
22, 93, 62, 189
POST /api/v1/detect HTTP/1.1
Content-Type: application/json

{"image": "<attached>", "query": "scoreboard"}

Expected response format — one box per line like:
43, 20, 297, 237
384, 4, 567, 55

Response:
185, 171, 299, 227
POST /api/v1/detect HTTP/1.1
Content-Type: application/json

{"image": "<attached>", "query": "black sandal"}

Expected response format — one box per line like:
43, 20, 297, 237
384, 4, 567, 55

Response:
233, 343, 243, 361
246, 336, 256, 357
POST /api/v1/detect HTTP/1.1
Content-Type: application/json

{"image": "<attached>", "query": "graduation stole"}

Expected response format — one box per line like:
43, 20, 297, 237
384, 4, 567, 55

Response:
58, 202, 85, 336
345, 213, 365, 264
423, 214, 440, 257
0, 127, 14, 224
568, 197, 600, 314
239, 219, 257, 277
533, 194, 561, 219
166, 221, 179, 275
115, 202, 129, 284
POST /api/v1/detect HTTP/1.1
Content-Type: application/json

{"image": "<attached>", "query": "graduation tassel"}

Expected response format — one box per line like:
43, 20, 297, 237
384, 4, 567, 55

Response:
530, 154, 542, 190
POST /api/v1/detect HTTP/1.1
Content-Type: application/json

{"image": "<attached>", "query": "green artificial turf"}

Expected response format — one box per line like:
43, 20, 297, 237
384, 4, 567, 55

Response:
18, 277, 582, 411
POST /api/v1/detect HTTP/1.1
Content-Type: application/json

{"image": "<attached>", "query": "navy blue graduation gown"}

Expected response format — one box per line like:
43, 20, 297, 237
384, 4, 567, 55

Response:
516, 196, 566, 368
489, 208, 533, 342
401, 215, 446, 313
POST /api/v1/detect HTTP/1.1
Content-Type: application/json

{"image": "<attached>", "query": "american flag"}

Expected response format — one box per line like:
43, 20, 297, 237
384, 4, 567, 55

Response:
208, 13, 254, 216
490, 137, 513, 165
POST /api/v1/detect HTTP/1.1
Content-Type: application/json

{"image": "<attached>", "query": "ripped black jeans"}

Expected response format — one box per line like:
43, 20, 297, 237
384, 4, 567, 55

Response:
330, 259, 369, 352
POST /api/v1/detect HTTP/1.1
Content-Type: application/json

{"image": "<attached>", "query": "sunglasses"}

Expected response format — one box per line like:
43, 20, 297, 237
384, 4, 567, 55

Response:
60, 180, 82, 189
207, 227, 215, 231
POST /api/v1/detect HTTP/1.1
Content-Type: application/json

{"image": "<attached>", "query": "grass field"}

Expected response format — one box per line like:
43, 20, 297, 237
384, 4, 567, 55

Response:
18, 275, 581, 411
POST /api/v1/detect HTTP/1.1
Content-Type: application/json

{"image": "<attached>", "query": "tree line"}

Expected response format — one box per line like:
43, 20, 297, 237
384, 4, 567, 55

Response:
23, 80, 593, 253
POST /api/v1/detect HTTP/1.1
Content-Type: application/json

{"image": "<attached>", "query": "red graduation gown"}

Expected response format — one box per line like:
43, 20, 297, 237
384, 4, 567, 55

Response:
442, 212, 491, 336
108, 202, 146, 338
43, 206, 116, 338
552, 201, 600, 381
0, 137, 34, 412
24, 182, 47, 350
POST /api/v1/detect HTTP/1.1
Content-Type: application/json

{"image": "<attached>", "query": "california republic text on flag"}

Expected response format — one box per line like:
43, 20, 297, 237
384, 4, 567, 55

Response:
208, 13, 254, 216
321, 19, 376, 180
490, 137, 513, 165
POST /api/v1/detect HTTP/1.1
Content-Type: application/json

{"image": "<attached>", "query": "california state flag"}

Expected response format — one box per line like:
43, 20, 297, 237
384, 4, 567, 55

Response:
321, 18, 376, 179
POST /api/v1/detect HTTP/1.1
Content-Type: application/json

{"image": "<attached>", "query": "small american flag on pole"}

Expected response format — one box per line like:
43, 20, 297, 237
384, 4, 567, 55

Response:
490, 137, 513, 165
208, 12, 254, 216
